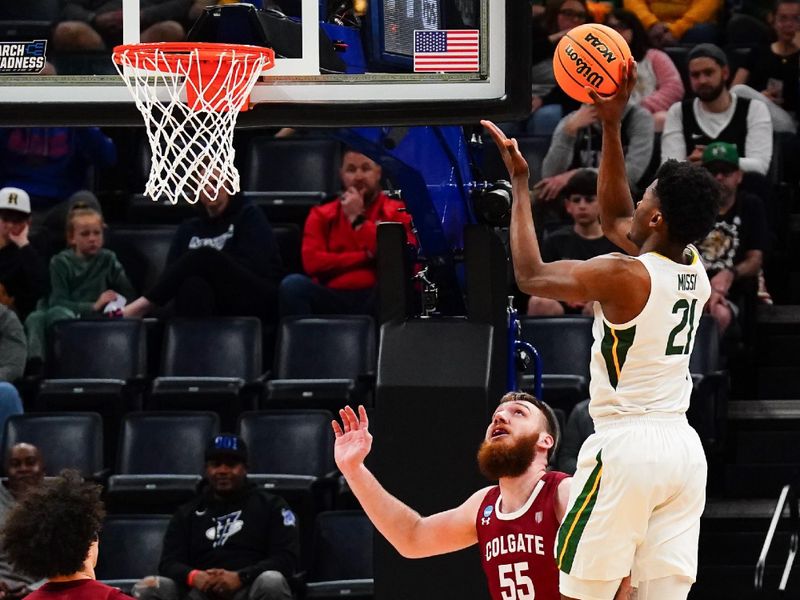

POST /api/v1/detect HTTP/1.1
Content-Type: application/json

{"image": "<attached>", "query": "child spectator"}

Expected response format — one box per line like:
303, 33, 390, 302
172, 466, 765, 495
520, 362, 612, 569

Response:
605, 9, 685, 131
24, 203, 135, 364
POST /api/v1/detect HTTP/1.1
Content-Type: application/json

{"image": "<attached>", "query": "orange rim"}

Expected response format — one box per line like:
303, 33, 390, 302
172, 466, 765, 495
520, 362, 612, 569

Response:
112, 42, 275, 72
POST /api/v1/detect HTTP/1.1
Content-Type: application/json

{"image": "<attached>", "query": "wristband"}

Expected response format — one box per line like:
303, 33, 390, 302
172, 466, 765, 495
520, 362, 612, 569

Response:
187, 570, 200, 587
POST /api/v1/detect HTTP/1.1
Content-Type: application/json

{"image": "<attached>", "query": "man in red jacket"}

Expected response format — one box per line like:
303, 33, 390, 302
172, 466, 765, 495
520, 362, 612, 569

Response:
279, 149, 416, 316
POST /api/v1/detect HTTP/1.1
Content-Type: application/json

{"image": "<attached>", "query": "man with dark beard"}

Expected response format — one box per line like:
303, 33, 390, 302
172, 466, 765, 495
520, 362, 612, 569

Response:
660, 43, 773, 176
332, 393, 571, 600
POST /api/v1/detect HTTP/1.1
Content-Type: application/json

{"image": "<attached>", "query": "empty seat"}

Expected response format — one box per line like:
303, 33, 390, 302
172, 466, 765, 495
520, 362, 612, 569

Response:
106, 226, 177, 294
519, 316, 593, 413
95, 515, 171, 594
4, 413, 103, 478
266, 316, 376, 410
688, 315, 727, 451
306, 511, 374, 598
272, 223, 303, 274
150, 318, 264, 428
39, 319, 147, 411
106, 411, 219, 511
242, 138, 341, 196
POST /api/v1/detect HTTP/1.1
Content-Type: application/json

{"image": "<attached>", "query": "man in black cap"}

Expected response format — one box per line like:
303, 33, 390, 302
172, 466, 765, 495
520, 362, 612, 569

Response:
133, 435, 299, 600
661, 43, 773, 176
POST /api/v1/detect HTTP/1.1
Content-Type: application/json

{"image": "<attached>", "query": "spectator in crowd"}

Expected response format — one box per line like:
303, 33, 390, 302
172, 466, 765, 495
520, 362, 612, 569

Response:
3, 470, 131, 600
524, 0, 589, 135
605, 9, 685, 131
526, 170, 623, 316
726, 0, 775, 45
731, 0, 799, 134
695, 142, 769, 336
0, 444, 46, 600
122, 186, 284, 320
133, 434, 299, 600
0, 125, 116, 255
0, 188, 48, 320
661, 44, 774, 176
0, 306, 26, 428
279, 150, 416, 317
623, 0, 722, 44
53, 0, 190, 52
537, 100, 654, 203
24, 203, 135, 365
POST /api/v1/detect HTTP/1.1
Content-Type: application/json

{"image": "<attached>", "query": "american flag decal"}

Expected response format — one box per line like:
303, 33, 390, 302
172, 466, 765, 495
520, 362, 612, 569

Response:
413, 29, 479, 73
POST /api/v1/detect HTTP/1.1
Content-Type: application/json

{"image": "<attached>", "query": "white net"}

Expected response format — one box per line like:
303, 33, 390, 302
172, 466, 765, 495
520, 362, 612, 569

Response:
113, 44, 273, 204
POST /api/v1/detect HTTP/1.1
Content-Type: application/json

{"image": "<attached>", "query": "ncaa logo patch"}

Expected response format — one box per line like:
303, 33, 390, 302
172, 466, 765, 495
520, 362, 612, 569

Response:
0, 40, 47, 74
481, 505, 493, 525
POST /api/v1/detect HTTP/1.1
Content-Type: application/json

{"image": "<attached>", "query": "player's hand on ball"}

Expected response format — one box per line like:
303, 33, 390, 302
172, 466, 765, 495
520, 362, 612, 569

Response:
480, 120, 529, 181
333, 405, 373, 474
587, 58, 637, 124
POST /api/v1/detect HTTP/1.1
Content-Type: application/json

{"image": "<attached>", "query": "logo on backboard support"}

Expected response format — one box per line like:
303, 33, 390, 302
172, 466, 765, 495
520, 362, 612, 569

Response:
0, 40, 47, 74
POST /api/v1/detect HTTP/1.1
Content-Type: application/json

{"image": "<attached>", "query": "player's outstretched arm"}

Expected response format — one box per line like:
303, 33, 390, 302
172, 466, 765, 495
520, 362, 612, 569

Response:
333, 405, 485, 558
587, 59, 640, 256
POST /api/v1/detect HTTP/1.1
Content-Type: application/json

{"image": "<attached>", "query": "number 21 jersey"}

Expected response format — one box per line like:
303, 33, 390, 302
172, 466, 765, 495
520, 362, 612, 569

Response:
477, 470, 568, 600
588, 246, 711, 419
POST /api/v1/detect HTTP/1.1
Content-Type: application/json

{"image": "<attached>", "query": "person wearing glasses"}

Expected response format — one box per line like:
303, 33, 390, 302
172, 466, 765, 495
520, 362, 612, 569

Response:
524, 0, 590, 136
526, 170, 624, 316
695, 142, 769, 337
730, 0, 799, 134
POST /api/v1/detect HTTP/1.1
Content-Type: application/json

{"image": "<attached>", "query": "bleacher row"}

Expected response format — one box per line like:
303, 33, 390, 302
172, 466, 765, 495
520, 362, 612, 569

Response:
3, 410, 373, 597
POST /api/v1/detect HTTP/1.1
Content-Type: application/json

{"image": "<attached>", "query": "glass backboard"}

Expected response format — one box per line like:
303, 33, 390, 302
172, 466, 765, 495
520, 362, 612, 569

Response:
0, 0, 529, 127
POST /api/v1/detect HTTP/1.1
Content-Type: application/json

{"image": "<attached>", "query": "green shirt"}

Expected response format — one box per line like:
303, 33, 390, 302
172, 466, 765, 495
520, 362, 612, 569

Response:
47, 248, 136, 317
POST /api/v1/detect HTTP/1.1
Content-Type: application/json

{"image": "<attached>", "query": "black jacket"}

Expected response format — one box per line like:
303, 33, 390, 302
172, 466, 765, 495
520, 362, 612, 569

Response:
158, 483, 300, 586
167, 195, 284, 284
0, 242, 48, 319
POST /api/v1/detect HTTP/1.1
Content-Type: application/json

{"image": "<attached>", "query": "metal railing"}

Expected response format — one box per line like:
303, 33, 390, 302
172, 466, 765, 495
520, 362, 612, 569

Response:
755, 484, 799, 594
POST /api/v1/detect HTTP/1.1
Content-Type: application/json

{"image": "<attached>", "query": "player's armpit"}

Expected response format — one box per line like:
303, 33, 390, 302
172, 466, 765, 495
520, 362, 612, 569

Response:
400, 486, 492, 558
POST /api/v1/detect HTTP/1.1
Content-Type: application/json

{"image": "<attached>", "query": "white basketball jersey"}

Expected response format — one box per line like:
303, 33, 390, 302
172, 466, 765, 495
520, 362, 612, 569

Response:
588, 246, 711, 420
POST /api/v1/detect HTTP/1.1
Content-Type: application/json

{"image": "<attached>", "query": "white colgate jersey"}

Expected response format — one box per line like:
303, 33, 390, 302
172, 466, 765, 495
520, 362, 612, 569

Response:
588, 246, 711, 420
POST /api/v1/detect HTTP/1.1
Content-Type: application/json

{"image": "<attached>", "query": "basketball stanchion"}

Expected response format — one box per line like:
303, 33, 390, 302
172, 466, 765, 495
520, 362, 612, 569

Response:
112, 42, 275, 205
552, 23, 631, 103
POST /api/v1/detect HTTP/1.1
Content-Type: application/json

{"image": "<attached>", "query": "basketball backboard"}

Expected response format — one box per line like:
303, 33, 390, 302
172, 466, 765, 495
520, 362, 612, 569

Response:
0, 0, 530, 127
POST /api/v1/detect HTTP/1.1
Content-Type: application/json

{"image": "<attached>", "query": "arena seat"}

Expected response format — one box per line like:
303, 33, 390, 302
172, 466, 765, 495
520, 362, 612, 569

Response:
272, 222, 303, 274
305, 511, 374, 599
266, 316, 376, 410
243, 137, 341, 196
149, 318, 264, 428
3, 412, 104, 478
688, 315, 728, 451
519, 316, 593, 413
38, 319, 147, 464
106, 226, 177, 294
106, 411, 219, 511
95, 515, 171, 594
238, 409, 338, 566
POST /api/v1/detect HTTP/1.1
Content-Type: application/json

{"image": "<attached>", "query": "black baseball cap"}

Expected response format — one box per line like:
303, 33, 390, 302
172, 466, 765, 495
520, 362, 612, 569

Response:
205, 434, 248, 464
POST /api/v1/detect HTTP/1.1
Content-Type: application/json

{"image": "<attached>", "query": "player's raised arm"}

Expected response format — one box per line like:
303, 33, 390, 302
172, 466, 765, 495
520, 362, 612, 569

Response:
481, 120, 628, 306
333, 405, 485, 558
587, 59, 640, 256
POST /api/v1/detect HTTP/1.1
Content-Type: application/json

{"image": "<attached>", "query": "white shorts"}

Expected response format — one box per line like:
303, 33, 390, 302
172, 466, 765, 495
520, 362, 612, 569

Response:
556, 413, 707, 597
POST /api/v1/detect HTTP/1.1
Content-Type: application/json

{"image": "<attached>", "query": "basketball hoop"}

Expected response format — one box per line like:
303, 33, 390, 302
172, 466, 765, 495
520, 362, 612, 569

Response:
112, 42, 275, 205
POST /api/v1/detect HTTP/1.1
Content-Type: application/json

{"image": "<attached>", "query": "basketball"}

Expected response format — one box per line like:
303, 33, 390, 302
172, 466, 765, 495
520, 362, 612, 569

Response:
553, 23, 632, 104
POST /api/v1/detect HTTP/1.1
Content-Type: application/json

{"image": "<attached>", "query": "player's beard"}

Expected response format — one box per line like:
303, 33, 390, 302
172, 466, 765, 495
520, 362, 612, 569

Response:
477, 431, 539, 480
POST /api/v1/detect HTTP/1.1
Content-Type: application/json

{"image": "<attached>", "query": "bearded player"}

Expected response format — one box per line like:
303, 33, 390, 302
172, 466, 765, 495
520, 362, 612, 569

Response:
333, 392, 568, 600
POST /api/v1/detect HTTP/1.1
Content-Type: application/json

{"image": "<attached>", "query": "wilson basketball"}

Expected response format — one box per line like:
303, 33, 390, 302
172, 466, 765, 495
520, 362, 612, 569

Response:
553, 23, 632, 104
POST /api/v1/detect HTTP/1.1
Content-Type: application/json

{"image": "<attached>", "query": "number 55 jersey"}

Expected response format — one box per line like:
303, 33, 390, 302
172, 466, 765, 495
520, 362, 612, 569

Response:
477, 470, 569, 600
